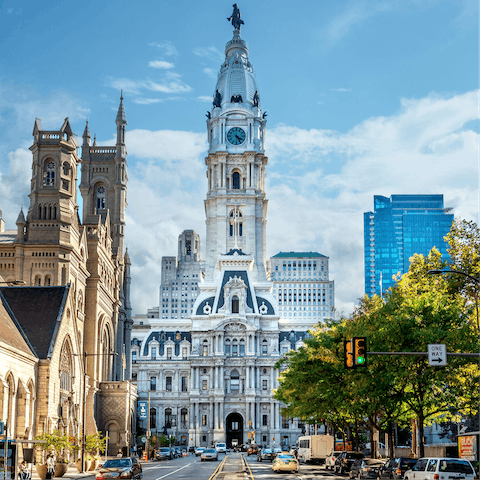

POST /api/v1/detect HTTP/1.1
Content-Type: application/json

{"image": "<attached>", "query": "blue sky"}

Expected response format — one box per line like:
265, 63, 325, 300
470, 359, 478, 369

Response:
0, 0, 478, 316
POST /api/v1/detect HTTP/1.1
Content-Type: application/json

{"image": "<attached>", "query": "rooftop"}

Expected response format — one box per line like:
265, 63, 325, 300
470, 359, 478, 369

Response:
271, 252, 326, 259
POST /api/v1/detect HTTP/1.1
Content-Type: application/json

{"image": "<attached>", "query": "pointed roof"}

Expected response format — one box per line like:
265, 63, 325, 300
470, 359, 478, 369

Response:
124, 248, 131, 265
83, 120, 91, 139
60, 117, 73, 138
32, 118, 43, 137
116, 91, 127, 126
0, 286, 70, 359
16, 209, 26, 225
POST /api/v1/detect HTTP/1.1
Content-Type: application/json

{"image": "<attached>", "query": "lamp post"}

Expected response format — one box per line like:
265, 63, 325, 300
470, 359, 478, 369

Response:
74, 351, 118, 473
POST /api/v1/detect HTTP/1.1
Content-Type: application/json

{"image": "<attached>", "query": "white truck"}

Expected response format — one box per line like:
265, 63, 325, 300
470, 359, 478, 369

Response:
297, 435, 335, 464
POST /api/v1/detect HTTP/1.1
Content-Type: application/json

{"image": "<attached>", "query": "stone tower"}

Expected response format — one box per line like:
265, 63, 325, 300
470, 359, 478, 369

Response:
204, 27, 268, 284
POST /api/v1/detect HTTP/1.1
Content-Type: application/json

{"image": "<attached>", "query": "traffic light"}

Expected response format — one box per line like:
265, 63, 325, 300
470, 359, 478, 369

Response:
344, 340, 354, 369
354, 337, 367, 367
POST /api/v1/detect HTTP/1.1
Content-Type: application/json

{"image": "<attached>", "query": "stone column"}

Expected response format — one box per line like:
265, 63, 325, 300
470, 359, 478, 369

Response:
275, 402, 279, 429
190, 403, 194, 429
195, 403, 200, 429
270, 402, 275, 429
220, 403, 224, 429
246, 366, 250, 389
271, 367, 274, 390
191, 367, 195, 390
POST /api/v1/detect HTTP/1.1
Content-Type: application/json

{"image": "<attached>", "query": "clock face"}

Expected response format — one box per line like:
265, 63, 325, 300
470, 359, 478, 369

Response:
227, 127, 246, 145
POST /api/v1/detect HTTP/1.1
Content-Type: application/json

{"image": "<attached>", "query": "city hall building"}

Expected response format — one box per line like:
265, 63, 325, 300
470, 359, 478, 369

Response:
131, 13, 335, 449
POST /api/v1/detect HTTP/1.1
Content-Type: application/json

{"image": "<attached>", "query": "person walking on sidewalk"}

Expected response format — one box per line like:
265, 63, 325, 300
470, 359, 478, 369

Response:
46, 455, 55, 479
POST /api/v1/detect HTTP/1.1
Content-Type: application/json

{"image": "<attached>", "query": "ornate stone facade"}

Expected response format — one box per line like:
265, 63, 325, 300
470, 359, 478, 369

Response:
0, 98, 136, 456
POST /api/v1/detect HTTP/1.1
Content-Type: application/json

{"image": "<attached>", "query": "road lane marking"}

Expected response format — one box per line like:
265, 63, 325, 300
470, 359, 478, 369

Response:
155, 462, 193, 479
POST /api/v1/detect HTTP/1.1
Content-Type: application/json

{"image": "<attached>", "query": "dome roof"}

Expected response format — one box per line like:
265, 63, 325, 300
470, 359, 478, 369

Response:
213, 30, 260, 111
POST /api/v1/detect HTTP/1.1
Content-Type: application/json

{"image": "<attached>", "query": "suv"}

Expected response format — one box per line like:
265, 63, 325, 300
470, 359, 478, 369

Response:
404, 458, 475, 480
379, 458, 418, 480
326, 452, 343, 471
215, 443, 227, 454
334, 452, 365, 474
155, 447, 173, 460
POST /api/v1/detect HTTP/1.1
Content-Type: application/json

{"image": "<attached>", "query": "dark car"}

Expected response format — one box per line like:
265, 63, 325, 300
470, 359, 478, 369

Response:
335, 452, 365, 474
257, 448, 275, 462
349, 458, 386, 479
247, 444, 260, 456
379, 458, 419, 480
95, 457, 142, 480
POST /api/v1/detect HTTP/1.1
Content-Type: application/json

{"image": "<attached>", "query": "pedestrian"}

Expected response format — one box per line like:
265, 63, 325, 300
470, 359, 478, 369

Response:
46, 455, 55, 480
18, 460, 30, 480
117, 449, 123, 458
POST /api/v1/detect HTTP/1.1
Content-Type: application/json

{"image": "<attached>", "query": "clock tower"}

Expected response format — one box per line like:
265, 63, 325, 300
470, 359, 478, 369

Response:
204, 22, 268, 284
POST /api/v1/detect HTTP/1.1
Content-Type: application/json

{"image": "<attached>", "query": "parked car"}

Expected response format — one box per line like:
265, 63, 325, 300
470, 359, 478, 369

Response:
325, 452, 343, 471
155, 447, 173, 460
215, 443, 227, 454
95, 458, 142, 480
334, 452, 365, 474
272, 452, 300, 474
404, 458, 476, 480
379, 457, 419, 480
257, 448, 275, 462
349, 458, 386, 479
173, 447, 182, 458
200, 449, 219, 461
194, 446, 205, 456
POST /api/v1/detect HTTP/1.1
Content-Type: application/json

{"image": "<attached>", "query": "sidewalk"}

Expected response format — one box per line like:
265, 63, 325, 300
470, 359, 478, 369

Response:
29, 465, 95, 480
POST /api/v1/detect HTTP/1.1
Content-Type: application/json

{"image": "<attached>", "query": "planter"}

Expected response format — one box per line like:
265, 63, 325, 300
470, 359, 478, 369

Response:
54, 463, 69, 477
36, 464, 48, 480
87, 458, 99, 471
85, 460, 92, 472
75, 460, 82, 473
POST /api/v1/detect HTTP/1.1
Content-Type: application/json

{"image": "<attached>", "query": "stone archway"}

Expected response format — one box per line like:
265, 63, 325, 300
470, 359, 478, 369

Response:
225, 412, 243, 448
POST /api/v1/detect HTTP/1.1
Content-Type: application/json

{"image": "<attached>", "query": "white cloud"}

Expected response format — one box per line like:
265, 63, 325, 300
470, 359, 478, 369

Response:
148, 42, 178, 56
197, 96, 211, 102
149, 60, 174, 69
332, 88, 351, 92
108, 73, 192, 96
193, 46, 224, 62
133, 98, 163, 105
203, 68, 217, 78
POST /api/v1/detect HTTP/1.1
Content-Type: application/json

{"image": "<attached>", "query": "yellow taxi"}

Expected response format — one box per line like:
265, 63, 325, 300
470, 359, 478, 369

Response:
272, 452, 300, 474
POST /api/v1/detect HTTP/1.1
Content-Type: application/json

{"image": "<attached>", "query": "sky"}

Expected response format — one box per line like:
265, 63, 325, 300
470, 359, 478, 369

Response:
0, 0, 478, 318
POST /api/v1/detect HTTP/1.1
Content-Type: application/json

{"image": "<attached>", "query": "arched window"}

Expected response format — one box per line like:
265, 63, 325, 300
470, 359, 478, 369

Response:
96, 185, 106, 211
202, 340, 208, 357
44, 275, 51, 286
34, 275, 41, 286
240, 339, 245, 356
44, 161, 55, 187
224, 338, 231, 355
59, 340, 73, 392
38, 204, 42, 219
229, 210, 243, 237
165, 408, 172, 428
230, 370, 239, 390
232, 295, 239, 314
232, 339, 238, 356
232, 172, 240, 189
262, 340, 268, 356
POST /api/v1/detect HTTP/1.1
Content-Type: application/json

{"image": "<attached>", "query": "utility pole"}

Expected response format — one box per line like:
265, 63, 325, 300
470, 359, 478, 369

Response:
146, 390, 151, 461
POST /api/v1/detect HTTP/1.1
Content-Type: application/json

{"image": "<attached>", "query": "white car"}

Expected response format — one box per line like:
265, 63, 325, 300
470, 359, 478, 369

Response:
201, 449, 219, 461
215, 443, 227, 453
325, 452, 342, 470
404, 458, 475, 480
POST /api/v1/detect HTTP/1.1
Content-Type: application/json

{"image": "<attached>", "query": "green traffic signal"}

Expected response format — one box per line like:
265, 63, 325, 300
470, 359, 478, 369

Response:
354, 337, 367, 367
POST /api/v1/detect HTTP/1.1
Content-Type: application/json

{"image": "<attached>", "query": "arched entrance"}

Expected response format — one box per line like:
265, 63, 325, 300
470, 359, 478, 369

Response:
226, 412, 243, 448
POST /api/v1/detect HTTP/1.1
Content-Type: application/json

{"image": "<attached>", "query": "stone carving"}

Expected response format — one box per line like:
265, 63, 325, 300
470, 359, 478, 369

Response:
231, 94, 243, 103
263, 111, 268, 119
206, 111, 211, 119
253, 91, 259, 107
213, 89, 222, 108
203, 302, 212, 315
225, 322, 246, 332
259, 301, 268, 315
227, 4, 244, 31
219, 275, 253, 316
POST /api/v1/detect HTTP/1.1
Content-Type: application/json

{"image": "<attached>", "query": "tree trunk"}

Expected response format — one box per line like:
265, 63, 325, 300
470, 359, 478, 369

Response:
418, 412, 425, 458
411, 418, 417, 458
388, 421, 395, 458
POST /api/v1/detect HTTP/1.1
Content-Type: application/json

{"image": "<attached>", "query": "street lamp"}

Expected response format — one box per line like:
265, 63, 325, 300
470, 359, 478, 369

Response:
74, 351, 117, 473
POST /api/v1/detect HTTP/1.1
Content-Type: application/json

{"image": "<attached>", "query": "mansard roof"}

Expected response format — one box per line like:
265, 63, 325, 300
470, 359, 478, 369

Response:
271, 252, 327, 258
0, 285, 70, 359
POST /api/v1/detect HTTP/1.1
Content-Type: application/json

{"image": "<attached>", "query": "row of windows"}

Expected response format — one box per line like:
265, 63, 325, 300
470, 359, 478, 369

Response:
0, 252, 14, 257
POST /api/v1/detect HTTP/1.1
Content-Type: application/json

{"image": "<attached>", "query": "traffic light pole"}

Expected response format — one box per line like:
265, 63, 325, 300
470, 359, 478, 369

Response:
368, 352, 479, 357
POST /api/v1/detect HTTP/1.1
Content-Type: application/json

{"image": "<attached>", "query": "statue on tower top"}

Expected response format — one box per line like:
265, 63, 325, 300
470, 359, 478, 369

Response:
227, 4, 244, 31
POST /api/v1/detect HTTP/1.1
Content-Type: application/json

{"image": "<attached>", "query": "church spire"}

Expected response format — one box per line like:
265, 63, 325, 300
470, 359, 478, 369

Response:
83, 120, 91, 147
116, 91, 127, 157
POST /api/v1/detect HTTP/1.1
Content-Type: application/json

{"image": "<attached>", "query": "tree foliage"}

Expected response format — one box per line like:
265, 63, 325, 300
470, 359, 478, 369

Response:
275, 223, 480, 457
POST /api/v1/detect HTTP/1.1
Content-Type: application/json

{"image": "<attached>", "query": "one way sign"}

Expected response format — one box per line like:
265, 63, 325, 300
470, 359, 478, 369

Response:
428, 344, 447, 366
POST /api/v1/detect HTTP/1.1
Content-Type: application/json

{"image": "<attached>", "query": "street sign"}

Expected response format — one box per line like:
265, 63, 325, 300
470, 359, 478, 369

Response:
428, 344, 447, 366
138, 401, 148, 420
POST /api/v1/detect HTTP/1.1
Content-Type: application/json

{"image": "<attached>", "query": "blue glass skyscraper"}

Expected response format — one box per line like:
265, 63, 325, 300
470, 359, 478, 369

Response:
364, 194, 454, 296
